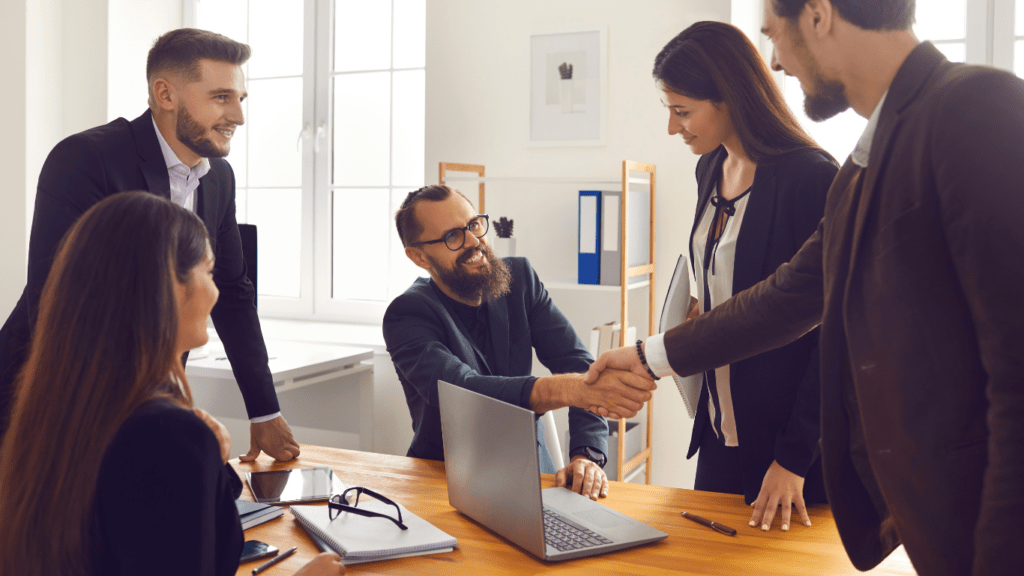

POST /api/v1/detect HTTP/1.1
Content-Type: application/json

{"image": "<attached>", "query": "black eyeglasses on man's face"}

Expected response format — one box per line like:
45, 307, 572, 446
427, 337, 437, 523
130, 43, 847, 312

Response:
408, 214, 489, 251
328, 486, 408, 530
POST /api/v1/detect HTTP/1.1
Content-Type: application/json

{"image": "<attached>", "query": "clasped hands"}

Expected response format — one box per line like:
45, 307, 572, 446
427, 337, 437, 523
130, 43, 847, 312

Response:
581, 345, 658, 419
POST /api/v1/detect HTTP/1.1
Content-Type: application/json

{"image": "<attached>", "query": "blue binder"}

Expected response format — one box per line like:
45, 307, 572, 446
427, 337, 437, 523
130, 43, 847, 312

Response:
578, 190, 601, 284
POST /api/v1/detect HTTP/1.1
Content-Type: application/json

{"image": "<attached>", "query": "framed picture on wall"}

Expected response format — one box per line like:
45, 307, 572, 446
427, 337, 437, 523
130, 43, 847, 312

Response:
528, 28, 607, 146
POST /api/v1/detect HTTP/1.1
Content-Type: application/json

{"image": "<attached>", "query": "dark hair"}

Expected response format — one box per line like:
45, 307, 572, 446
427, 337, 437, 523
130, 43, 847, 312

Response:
147, 28, 251, 100
0, 192, 209, 576
653, 21, 818, 163
772, 0, 915, 31
395, 185, 471, 247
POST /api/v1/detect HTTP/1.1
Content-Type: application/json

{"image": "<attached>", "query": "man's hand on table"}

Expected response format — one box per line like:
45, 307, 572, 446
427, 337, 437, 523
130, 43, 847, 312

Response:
556, 455, 609, 500
241, 415, 302, 462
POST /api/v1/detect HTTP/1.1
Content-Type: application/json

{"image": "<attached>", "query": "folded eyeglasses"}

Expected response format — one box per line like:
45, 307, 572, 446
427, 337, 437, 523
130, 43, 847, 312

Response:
328, 486, 408, 530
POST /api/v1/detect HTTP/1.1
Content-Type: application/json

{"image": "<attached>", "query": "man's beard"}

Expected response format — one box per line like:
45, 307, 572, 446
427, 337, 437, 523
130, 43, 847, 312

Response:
803, 73, 849, 121
792, 24, 850, 121
428, 243, 511, 303
176, 104, 229, 159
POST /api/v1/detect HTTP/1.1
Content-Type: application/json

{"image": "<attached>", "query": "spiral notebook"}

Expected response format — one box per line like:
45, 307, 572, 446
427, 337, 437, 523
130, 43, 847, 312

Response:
290, 502, 456, 563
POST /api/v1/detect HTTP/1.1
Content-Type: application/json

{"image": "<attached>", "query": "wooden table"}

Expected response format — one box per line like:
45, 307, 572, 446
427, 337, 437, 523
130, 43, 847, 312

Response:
233, 446, 917, 575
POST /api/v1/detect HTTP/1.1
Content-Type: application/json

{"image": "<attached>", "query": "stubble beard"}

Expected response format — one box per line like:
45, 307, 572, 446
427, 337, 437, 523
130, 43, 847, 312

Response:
790, 23, 850, 121
176, 104, 230, 159
428, 243, 512, 303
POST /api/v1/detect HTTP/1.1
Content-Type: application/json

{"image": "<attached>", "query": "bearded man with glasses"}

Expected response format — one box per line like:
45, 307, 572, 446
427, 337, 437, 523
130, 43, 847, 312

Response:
383, 185, 657, 500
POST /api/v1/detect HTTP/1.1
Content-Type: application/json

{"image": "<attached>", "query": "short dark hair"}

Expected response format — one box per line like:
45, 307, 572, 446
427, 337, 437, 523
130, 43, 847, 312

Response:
653, 21, 818, 163
772, 0, 915, 31
147, 28, 251, 99
395, 185, 472, 247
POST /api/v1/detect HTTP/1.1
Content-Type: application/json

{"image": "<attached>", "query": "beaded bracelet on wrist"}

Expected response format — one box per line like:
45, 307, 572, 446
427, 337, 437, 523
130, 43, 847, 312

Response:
635, 339, 658, 379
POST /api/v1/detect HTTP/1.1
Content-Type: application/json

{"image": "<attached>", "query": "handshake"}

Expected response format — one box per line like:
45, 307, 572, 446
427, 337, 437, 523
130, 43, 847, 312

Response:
531, 345, 659, 420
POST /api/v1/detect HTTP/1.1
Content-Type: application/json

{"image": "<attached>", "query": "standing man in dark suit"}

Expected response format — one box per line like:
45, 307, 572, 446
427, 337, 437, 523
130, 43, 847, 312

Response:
587, 1, 1024, 574
0, 28, 299, 461
383, 185, 656, 499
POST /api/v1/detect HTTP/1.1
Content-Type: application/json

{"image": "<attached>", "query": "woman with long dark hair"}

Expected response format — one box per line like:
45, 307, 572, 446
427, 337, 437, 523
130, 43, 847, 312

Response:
652, 21, 838, 532
0, 192, 343, 575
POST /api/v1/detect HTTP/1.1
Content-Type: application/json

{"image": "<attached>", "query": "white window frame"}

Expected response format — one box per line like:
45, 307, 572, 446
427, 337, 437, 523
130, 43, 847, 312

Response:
186, 0, 424, 325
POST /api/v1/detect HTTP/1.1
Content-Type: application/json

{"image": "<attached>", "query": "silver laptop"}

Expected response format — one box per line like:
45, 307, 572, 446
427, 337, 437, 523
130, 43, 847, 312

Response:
438, 380, 667, 561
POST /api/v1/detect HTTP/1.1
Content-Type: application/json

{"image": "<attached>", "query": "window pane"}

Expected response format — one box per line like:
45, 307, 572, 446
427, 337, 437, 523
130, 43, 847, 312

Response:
915, 0, 966, 41
197, 0, 248, 45
934, 42, 966, 63
392, 70, 425, 187
1016, 40, 1024, 78
389, 188, 429, 298
227, 100, 248, 188
332, 189, 390, 300
235, 187, 248, 224
247, 77, 303, 188
248, 0, 304, 78
783, 76, 866, 163
393, 0, 426, 69
334, 0, 391, 72
247, 188, 302, 298
333, 72, 390, 186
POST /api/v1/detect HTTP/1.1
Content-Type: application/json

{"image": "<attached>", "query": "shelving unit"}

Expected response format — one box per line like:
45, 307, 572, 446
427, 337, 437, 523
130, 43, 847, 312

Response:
439, 161, 657, 483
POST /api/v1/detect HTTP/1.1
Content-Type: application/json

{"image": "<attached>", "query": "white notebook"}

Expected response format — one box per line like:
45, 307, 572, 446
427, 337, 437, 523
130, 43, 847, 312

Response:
660, 254, 702, 418
291, 501, 457, 562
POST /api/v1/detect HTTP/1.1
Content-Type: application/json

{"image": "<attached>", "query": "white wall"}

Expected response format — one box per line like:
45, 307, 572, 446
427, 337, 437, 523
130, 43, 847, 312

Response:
0, 0, 182, 321
426, 0, 730, 489
0, 0, 29, 316
107, 0, 184, 121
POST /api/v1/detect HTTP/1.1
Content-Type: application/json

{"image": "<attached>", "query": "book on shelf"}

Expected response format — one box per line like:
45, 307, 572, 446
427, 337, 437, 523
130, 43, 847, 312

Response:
235, 499, 284, 530
588, 321, 637, 358
291, 501, 457, 564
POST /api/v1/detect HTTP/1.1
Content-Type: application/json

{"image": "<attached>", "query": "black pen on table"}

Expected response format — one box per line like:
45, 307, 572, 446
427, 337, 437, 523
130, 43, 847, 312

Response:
252, 546, 297, 575
681, 511, 737, 536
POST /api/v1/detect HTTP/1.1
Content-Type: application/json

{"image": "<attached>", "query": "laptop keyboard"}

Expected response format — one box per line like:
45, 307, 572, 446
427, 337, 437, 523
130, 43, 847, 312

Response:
543, 507, 612, 552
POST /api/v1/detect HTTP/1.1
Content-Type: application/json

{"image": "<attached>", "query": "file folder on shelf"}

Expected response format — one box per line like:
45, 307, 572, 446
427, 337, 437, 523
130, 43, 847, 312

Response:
578, 190, 601, 284
599, 190, 621, 286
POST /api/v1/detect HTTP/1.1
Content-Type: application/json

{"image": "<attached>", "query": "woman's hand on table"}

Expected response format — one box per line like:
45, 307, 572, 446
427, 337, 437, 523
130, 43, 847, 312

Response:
293, 552, 345, 575
748, 460, 811, 532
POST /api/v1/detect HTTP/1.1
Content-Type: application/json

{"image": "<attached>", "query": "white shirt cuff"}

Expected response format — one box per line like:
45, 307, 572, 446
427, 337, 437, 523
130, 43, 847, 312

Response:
644, 334, 675, 378
249, 411, 282, 424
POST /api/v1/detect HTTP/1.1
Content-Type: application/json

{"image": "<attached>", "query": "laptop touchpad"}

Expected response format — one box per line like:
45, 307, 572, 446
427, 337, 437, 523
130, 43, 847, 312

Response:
575, 508, 630, 529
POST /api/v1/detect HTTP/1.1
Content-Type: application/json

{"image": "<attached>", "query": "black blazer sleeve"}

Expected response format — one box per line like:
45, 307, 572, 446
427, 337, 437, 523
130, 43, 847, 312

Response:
770, 153, 836, 477
94, 401, 244, 576
518, 261, 608, 457
383, 286, 540, 410
201, 160, 279, 418
27, 135, 115, 329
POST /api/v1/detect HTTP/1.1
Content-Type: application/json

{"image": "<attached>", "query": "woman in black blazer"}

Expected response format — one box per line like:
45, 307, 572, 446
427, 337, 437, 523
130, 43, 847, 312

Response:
0, 193, 343, 576
653, 22, 838, 532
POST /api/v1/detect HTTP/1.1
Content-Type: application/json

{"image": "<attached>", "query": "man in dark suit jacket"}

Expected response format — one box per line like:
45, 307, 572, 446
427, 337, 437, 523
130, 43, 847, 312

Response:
0, 28, 299, 461
587, 1, 1024, 574
383, 185, 656, 499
